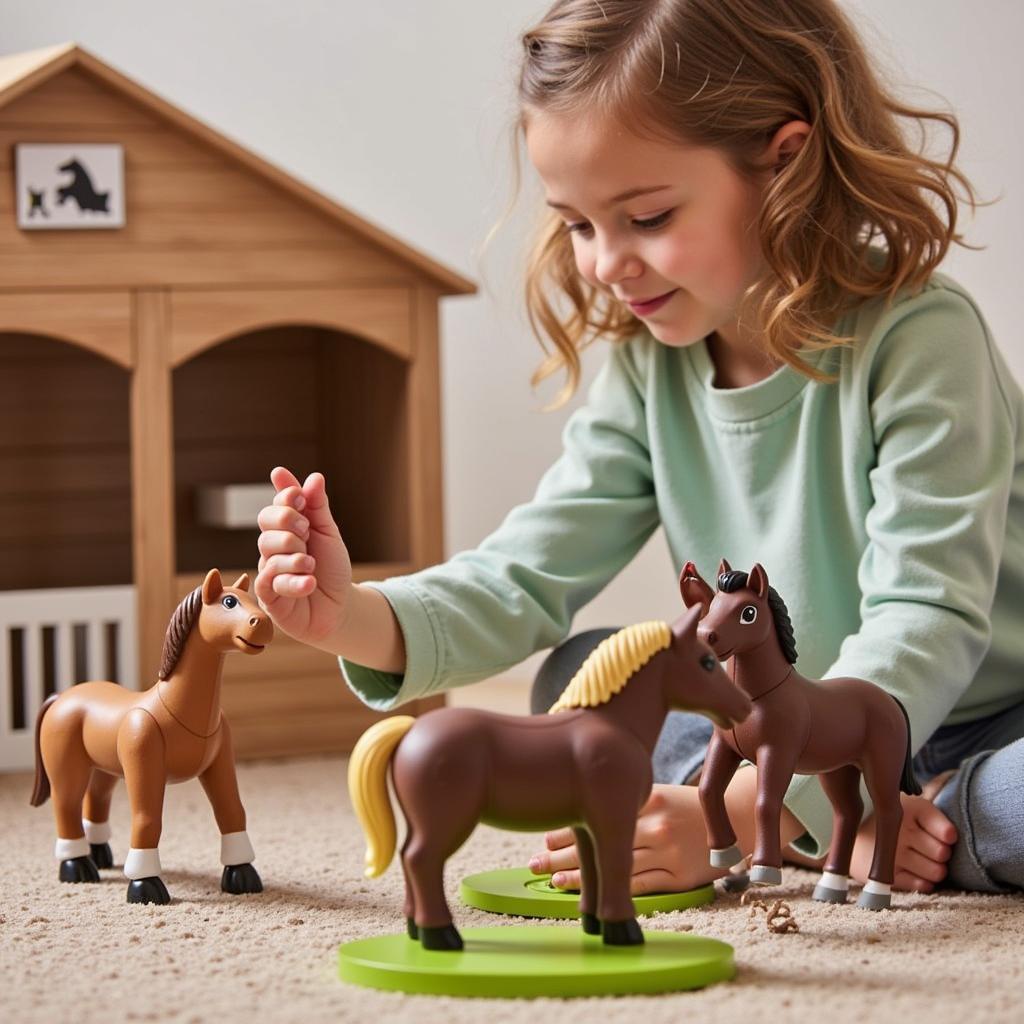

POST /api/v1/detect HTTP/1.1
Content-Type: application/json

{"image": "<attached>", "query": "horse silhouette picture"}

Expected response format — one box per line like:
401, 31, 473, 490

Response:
56, 157, 110, 213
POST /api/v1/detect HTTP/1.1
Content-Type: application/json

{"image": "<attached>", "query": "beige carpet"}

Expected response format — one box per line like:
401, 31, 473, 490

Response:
2, 755, 1022, 1024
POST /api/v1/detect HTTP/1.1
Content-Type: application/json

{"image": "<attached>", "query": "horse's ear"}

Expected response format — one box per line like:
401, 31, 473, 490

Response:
717, 558, 732, 578
749, 563, 769, 599
680, 602, 702, 638
679, 562, 713, 613
231, 573, 251, 592
202, 568, 224, 604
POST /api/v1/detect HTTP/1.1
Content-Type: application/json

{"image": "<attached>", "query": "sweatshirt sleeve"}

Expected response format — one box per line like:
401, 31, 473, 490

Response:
341, 340, 661, 710
784, 285, 1018, 857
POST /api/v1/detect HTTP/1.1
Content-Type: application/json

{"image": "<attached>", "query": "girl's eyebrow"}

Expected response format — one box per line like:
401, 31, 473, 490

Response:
546, 185, 672, 211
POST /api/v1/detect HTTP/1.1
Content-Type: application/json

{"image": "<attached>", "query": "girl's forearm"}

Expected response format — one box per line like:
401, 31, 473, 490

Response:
322, 583, 407, 674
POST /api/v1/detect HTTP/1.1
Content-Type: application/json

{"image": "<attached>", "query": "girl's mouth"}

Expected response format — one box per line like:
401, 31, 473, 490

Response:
626, 290, 678, 317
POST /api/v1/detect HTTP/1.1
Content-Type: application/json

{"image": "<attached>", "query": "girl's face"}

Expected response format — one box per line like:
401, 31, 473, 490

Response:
525, 110, 773, 350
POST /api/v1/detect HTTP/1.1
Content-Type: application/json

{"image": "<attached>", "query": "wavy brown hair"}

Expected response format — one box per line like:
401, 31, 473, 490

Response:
518, 0, 980, 404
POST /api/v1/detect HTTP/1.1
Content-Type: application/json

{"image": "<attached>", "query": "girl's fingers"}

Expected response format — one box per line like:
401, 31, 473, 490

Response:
906, 825, 954, 864
270, 466, 302, 494
631, 868, 681, 897
272, 573, 317, 598
300, 472, 342, 538
544, 828, 576, 851
530, 844, 580, 875
549, 869, 581, 891
896, 846, 948, 886
915, 799, 959, 846
257, 503, 309, 537
894, 869, 936, 893
258, 529, 308, 559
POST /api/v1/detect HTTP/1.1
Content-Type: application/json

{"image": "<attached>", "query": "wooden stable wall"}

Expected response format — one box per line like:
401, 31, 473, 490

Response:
0, 51, 462, 758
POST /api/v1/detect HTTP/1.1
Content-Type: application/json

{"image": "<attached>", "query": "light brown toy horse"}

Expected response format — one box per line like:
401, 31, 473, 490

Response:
681, 560, 920, 911
348, 601, 752, 951
30, 569, 273, 905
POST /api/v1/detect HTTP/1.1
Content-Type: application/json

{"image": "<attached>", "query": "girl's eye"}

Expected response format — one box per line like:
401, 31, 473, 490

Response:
632, 209, 673, 231
222, 595, 238, 610
565, 221, 593, 237
740, 605, 757, 624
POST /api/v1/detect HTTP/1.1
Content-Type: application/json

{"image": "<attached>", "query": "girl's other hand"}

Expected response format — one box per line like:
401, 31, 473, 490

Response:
255, 466, 354, 647
851, 785, 958, 893
527, 784, 721, 895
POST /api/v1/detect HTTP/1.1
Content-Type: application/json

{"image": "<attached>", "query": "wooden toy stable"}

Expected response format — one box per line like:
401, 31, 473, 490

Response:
0, 43, 472, 767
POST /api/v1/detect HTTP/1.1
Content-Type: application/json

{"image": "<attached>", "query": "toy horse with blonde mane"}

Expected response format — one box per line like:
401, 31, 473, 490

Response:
681, 559, 920, 911
348, 597, 752, 951
30, 569, 273, 905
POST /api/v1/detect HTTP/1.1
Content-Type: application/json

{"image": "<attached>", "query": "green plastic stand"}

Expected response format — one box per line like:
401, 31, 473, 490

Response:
460, 867, 715, 919
338, 924, 735, 997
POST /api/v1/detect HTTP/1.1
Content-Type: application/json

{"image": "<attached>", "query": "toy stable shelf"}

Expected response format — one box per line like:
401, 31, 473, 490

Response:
0, 44, 474, 766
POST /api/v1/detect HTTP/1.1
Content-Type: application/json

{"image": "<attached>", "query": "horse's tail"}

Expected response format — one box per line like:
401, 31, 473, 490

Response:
348, 715, 416, 878
30, 694, 59, 807
891, 696, 922, 796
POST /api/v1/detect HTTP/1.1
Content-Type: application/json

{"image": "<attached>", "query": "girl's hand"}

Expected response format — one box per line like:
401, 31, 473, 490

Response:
527, 784, 722, 895
850, 786, 958, 893
255, 466, 353, 647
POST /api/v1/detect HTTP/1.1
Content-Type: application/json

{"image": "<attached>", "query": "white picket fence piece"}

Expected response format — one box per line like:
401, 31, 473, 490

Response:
0, 585, 137, 772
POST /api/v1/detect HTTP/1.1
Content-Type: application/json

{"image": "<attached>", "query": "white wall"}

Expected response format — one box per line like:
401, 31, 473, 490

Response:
3, 1, 1021, 679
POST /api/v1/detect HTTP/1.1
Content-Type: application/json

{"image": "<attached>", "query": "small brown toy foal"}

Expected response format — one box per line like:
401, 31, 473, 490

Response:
682, 560, 920, 910
30, 569, 273, 905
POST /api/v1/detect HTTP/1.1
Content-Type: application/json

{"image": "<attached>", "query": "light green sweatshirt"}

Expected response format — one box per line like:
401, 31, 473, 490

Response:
342, 272, 1024, 857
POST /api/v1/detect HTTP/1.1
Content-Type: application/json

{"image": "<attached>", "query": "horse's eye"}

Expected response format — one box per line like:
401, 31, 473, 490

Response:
740, 605, 757, 624
700, 654, 717, 672
222, 595, 238, 609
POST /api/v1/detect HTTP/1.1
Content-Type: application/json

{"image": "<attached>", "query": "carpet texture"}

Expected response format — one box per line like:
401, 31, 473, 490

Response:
2, 755, 1022, 1023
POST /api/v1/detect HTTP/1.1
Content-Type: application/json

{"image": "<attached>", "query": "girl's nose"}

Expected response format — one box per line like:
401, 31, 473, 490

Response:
594, 239, 641, 286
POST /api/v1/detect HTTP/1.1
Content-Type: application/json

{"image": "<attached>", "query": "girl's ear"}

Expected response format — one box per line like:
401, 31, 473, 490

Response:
768, 120, 812, 175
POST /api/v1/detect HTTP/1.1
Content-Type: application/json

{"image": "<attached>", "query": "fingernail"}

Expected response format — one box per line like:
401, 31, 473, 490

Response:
295, 496, 306, 511
528, 857, 542, 872
551, 872, 565, 887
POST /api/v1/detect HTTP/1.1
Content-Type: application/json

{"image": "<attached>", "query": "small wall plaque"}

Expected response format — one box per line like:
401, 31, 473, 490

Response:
15, 143, 125, 230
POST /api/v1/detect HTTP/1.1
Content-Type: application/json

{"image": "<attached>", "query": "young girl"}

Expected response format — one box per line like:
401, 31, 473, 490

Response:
256, 0, 1024, 898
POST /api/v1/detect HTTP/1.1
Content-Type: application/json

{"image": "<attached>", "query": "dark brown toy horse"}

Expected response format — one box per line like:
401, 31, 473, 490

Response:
30, 569, 273, 905
681, 560, 919, 910
349, 603, 751, 950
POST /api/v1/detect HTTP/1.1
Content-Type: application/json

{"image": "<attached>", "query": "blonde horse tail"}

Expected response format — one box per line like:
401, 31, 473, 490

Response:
347, 715, 415, 878
30, 694, 59, 807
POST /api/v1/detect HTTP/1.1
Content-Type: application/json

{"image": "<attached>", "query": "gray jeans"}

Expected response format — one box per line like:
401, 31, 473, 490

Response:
531, 628, 1024, 894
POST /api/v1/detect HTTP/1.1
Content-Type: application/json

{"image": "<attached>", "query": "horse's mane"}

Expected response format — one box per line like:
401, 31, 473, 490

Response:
157, 586, 203, 681
717, 571, 798, 664
548, 621, 672, 714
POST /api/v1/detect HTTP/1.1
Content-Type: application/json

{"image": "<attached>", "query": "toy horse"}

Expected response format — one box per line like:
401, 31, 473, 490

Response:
30, 569, 273, 905
348, 603, 751, 951
681, 560, 920, 910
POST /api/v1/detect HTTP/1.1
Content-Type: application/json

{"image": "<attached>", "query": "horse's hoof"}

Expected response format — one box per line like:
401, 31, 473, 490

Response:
127, 876, 170, 905
59, 855, 100, 884
856, 890, 892, 912
709, 844, 743, 869
420, 924, 464, 951
602, 918, 644, 946
221, 863, 263, 895
749, 864, 783, 886
722, 871, 750, 894
813, 883, 848, 904
90, 843, 114, 869
580, 912, 601, 935
406, 917, 419, 940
